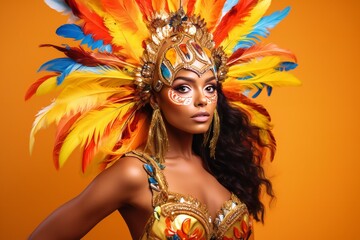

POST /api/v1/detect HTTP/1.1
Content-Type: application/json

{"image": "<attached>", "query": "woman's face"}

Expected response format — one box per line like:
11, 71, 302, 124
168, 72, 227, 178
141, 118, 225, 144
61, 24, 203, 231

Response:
156, 68, 217, 135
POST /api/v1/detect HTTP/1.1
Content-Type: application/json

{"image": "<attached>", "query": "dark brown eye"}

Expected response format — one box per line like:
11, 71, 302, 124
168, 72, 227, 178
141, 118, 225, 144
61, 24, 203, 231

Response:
174, 85, 191, 93
205, 84, 216, 93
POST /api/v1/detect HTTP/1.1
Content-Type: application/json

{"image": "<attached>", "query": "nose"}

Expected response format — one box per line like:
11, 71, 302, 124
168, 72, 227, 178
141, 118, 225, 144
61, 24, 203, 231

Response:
194, 90, 208, 107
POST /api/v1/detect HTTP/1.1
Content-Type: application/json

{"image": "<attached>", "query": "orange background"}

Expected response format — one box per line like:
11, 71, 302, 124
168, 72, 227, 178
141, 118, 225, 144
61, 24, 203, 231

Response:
1, 1, 359, 239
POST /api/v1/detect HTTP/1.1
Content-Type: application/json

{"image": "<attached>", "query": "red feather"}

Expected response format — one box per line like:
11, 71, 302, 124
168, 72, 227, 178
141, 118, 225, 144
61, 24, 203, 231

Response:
135, 0, 154, 19
72, 1, 113, 44
65, 0, 81, 16
187, 0, 196, 15
82, 104, 138, 172
82, 138, 96, 172
151, 0, 170, 12
227, 43, 297, 66
103, 111, 148, 169
227, 48, 246, 66
25, 74, 57, 100
213, 0, 258, 45
53, 113, 81, 170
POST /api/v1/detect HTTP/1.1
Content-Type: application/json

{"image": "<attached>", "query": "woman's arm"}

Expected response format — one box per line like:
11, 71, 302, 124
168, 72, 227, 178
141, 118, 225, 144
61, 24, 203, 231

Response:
29, 156, 146, 240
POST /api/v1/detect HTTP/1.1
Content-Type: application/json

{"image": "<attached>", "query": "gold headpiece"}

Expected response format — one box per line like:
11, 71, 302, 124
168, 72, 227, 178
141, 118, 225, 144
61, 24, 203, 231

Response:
136, 8, 228, 93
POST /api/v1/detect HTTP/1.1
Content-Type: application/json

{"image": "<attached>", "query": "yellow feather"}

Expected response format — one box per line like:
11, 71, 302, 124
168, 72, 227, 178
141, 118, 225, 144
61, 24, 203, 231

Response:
30, 85, 133, 153
30, 69, 134, 157
35, 76, 58, 96
152, 0, 166, 12
61, 71, 134, 92
29, 103, 55, 154
62, 70, 131, 88
103, 13, 146, 62
194, 0, 226, 31
59, 102, 135, 167
110, 113, 148, 155
228, 56, 281, 77
35, 69, 134, 96
51, 85, 131, 125
86, 1, 148, 62
221, 0, 271, 53
30, 69, 134, 146
167, 0, 180, 12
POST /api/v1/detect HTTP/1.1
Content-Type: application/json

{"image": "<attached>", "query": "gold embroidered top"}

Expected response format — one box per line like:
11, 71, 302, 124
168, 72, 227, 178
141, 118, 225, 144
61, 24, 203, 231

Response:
126, 151, 253, 240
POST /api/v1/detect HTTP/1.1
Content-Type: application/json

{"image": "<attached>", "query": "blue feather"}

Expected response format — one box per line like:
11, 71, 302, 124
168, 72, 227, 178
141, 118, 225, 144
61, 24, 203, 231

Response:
266, 85, 273, 96
56, 24, 85, 40
38, 56, 106, 85
56, 24, 112, 53
222, 0, 239, 16
277, 62, 298, 71
91, 39, 104, 50
56, 63, 106, 85
38, 58, 76, 73
234, 7, 291, 50
251, 84, 272, 98
237, 75, 253, 80
100, 44, 113, 53
252, 86, 263, 98
81, 34, 94, 47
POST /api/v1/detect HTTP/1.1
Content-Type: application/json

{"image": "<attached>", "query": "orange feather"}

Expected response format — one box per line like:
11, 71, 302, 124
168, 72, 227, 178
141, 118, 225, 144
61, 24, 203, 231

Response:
75, 1, 114, 44
213, 0, 258, 45
81, 103, 137, 171
53, 113, 81, 170
227, 43, 297, 66
152, 0, 167, 12
101, 0, 146, 34
193, 0, 226, 31
135, 0, 154, 19
186, 0, 196, 15
25, 74, 57, 100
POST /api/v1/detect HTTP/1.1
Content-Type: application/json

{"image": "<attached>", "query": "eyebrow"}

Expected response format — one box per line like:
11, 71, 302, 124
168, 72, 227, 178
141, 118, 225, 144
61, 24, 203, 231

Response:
173, 75, 216, 83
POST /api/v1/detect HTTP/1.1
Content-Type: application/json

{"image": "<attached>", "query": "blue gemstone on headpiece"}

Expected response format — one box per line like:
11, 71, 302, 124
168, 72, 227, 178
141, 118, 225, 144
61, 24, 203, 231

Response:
161, 63, 171, 80
144, 164, 154, 175
148, 177, 158, 184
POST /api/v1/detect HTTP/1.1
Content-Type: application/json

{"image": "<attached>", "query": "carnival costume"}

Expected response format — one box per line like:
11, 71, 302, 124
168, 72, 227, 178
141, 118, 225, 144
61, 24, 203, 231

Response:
27, 0, 299, 239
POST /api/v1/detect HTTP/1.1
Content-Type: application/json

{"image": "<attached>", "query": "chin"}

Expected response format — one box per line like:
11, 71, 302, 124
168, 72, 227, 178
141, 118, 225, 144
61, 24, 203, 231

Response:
188, 125, 211, 134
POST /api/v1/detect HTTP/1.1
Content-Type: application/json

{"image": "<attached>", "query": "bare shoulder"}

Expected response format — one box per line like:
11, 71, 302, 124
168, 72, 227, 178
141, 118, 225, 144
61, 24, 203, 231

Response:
81, 155, 148, 206
102, 155, 147, 188
28, 155, 149, 240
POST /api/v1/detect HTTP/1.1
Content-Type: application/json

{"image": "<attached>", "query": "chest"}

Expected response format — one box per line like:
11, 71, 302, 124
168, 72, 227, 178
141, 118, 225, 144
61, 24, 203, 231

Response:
162, 162, 231, 217
125, 151, 253, 240
142, 193, 252, 240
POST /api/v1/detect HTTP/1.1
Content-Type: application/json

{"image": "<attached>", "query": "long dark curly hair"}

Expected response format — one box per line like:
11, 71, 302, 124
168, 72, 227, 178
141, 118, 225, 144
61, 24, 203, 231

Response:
193, 85, 275, 222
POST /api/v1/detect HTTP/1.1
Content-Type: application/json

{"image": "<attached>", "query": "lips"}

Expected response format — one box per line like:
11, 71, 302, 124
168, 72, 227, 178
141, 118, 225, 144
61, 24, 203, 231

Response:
191, 112, 210, 122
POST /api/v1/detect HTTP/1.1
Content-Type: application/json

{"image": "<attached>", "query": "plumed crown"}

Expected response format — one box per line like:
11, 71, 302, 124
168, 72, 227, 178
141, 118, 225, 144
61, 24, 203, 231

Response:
26, 0, 300, 172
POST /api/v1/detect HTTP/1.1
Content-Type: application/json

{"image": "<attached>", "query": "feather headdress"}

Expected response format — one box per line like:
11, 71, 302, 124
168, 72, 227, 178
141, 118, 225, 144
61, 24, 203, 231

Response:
27, 0, 300, 172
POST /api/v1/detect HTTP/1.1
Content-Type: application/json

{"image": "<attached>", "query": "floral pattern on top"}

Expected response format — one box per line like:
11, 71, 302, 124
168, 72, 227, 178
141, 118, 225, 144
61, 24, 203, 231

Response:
165, 217, 206, 240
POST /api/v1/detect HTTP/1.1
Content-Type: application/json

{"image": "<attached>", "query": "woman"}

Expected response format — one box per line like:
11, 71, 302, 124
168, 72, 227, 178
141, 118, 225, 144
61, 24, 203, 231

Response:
27, 0, 299, 239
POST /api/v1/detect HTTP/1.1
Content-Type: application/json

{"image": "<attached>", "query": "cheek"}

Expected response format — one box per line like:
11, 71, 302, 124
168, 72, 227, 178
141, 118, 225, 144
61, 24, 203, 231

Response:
168, 89, 192, 105
206, 92, 217, 104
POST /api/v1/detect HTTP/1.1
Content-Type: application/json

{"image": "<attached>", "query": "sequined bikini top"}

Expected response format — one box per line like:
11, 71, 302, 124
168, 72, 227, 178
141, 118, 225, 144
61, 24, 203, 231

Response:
126, 151, 253, 240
